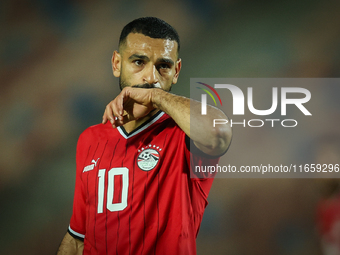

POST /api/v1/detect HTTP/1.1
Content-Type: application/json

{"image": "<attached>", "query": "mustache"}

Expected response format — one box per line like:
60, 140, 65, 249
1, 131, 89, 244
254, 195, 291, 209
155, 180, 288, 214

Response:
132, 83, 157, 89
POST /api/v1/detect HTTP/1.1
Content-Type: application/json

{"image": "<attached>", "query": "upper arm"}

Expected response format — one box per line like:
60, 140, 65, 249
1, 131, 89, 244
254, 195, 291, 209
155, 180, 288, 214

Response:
193, 123, 232, 157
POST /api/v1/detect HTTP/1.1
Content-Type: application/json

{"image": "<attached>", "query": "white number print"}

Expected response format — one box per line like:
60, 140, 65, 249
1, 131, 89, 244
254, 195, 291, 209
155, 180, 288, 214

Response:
97, 167, 129, 213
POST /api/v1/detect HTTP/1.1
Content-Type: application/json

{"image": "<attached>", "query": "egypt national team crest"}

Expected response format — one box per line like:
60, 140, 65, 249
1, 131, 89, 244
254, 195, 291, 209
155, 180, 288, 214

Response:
137, 145, 161, 171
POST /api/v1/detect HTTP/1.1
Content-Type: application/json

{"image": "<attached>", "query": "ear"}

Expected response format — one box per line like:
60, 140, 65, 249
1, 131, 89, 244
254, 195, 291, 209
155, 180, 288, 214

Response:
111, 51, 121, 77
172, 58, 182, 84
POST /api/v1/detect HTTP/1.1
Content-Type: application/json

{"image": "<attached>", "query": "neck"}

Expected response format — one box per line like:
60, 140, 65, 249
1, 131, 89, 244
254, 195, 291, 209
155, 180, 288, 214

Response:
122, 109, 161, 134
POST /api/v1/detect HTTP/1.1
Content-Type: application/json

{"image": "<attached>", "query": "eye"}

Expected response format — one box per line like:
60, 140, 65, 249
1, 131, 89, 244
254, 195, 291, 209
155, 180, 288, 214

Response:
158, 63, 171, 69
134, 60, 144, 66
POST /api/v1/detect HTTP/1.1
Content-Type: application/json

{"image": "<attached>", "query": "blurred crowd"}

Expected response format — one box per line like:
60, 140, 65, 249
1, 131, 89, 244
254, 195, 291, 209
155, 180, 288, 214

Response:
1, 0, 340, 254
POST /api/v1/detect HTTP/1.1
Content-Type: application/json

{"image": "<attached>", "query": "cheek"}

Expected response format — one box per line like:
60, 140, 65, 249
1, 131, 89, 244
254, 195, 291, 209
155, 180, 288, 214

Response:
160, 79, 174, 91
121, 66, 138, 82
122, 71, 148, 87
125, 64, 144, 78
165, 70, 177, 82
159, 69, 174, 79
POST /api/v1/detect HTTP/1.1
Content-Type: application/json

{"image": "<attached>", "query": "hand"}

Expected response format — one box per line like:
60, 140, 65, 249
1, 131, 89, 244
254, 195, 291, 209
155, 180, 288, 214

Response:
102, 87, 156, 128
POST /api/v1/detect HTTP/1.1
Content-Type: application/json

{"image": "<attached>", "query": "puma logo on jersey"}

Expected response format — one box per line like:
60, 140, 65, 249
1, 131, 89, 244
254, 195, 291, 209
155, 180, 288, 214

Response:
92, 158, 100, 166
83, 158, 100, 172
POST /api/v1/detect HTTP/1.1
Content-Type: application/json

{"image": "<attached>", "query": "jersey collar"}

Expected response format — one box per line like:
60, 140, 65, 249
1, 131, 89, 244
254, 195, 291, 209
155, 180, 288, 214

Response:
117, 111, 164, 139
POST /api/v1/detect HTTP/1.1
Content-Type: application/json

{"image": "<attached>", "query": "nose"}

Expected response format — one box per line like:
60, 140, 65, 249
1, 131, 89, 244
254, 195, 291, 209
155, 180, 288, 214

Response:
143, 64, 159, 85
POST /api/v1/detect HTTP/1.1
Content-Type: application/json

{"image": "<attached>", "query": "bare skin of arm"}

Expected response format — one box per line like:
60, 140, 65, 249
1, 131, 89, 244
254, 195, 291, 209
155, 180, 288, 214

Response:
57, 232, 84, 255
102, 87, 232, 156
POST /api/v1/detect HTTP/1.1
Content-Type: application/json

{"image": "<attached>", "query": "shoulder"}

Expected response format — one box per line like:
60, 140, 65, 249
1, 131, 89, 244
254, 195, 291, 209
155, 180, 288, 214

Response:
157, 112, 178, 127
154, 112, 183, 133
78, 122, 115, 142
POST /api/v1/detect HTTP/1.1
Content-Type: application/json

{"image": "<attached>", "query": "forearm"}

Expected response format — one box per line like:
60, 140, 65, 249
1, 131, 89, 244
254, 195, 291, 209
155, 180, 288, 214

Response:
57, 232, 84, 255
152, 89, 232, 156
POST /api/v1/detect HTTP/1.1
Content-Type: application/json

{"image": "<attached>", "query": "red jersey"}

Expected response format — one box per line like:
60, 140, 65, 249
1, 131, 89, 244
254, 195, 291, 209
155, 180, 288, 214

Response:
68, 111, 219, 255
317, 194, 340, 246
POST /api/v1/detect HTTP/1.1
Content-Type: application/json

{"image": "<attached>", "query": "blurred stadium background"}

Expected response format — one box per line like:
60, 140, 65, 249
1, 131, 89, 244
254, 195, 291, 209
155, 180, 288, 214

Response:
1, 0, 340, 254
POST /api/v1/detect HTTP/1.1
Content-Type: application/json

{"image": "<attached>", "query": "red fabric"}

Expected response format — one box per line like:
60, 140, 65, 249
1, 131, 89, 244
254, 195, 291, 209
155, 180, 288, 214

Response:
69, 112, 218, 255
317, 194, 340, 246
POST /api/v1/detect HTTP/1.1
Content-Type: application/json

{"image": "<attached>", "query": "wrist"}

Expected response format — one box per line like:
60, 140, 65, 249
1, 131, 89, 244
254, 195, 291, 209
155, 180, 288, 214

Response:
151, 88, 166, 110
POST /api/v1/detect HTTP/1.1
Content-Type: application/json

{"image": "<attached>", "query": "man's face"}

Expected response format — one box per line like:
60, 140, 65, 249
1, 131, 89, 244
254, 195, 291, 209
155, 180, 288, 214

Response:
111, 33, 181, 91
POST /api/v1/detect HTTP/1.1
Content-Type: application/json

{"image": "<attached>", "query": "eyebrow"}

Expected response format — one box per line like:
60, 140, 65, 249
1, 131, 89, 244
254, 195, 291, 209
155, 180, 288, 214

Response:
128, 54, 149, 61
128, 54, 175, 66
158, 58, 174, 66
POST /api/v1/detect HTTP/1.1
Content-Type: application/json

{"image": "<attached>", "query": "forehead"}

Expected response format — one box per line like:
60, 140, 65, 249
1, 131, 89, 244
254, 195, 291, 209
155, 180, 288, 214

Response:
121, 33, 178, 59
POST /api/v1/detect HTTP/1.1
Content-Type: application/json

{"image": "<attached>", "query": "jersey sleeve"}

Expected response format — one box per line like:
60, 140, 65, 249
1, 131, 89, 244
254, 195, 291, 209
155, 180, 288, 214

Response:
183, 134, 222, 237
184, 134, 221, 203
184, 135, 221, 180
68, 131, 88, 241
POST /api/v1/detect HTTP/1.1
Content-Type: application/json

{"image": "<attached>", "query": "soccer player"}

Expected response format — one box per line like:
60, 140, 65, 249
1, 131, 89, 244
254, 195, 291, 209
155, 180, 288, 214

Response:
57, 17, 232, 255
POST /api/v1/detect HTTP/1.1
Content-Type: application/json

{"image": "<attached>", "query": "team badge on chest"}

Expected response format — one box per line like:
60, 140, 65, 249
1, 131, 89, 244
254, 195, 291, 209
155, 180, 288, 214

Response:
137, 145, 162, 171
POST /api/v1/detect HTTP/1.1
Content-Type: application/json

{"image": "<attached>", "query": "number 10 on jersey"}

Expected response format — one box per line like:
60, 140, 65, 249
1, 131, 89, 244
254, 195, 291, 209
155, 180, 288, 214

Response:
97, 167, 129, 213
